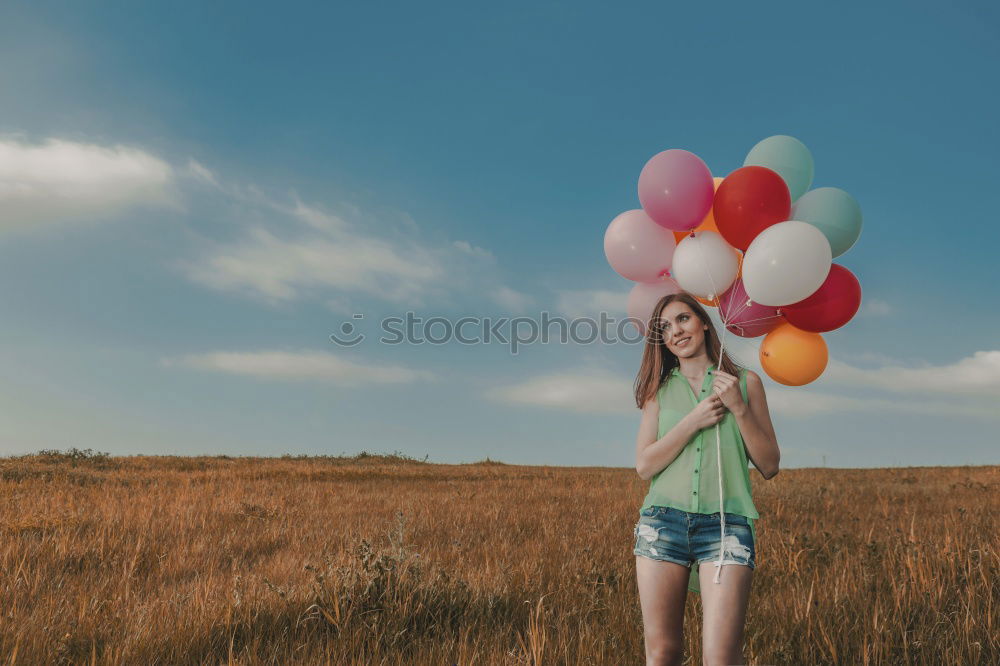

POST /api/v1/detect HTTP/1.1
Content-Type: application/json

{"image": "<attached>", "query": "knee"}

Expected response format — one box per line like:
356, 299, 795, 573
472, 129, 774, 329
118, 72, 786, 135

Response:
646, 642, 683, 666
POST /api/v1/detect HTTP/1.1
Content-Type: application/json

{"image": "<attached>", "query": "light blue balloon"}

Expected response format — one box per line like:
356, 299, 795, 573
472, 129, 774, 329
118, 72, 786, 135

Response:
744, 135, 814, 202
791, 187, 863, 258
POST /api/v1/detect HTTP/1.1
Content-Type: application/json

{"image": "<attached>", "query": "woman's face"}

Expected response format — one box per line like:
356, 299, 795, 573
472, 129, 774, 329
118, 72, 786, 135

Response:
657, 301, 708, 358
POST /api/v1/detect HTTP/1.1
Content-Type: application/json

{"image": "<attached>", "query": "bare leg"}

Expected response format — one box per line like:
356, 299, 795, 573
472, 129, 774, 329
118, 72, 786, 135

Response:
698, 562, 753, 666
635, 556, 689, 666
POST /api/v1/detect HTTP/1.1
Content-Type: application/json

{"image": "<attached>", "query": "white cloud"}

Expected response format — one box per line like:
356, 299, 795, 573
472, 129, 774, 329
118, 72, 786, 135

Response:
491, 285, 535, 312
452, 240, 494, 261
767, 387, 998, 420
184, 159, 220, 189
324, 295, 358, 316
553, 288, 628, 319
287, 197, 349, 233
0, 137, 175, 228
860, 298, 892, 316
164, 349, 434, 386
174, 165, 503, 308
709, 341, 1000, 415
835, 350, 911, 367
179, 225, 448, 306
730, 348, 1000, 418
822, 350, 1000, 397
488, 349, 1000, 422
486, 369, 635, 414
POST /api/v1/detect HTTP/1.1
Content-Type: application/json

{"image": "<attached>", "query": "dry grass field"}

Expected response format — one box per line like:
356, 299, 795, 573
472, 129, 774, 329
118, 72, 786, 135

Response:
0, 448, 995, 665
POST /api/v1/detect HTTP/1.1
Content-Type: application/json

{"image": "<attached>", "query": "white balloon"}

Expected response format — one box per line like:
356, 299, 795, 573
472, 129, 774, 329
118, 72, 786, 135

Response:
603, 209, 677, 283
670, 231, 739, 299
626, 278, 682, 336
742, 220, 832, 306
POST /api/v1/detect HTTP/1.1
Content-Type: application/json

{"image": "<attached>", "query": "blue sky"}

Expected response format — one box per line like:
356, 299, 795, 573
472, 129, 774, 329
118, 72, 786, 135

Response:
1, 1, 998, 469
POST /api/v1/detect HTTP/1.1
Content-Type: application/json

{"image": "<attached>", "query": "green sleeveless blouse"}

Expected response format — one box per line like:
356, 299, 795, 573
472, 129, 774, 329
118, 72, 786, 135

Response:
640, 363, 759, 595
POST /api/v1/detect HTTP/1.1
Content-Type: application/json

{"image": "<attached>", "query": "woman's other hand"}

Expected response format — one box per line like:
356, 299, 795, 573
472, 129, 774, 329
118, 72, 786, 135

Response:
686, 393, 728, 431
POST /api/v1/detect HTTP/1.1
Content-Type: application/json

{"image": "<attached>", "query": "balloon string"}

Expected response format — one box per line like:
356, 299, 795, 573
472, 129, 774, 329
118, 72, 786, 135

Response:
721, 290, 755, 324
715, 272, 760, 324
726, 299, 751, 323
727, 332, 767, 356
725, 313, 785, 327
690, 234, 731, 586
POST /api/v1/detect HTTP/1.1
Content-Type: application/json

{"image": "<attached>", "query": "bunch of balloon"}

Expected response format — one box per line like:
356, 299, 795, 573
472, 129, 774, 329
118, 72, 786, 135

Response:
604, 136, 863, 387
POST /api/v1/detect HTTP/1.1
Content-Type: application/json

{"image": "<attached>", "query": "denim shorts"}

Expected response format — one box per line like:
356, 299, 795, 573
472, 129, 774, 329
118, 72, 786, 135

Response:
632, 505, 756, 570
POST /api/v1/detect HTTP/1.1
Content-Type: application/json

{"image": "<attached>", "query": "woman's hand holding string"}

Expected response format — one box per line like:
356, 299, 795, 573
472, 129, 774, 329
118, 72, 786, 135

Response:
711, 370, 747, 416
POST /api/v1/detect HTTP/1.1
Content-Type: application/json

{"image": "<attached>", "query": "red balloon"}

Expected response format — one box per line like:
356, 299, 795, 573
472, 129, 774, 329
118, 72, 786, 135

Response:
714, 166, 791, 251
782, 264, 862, 332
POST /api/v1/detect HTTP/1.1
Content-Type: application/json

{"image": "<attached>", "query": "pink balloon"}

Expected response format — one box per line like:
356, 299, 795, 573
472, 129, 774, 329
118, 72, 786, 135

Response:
638, 149, 715, 231
604, 209, 678, 283
627, 278, 682, 336
718, 278, 783, 338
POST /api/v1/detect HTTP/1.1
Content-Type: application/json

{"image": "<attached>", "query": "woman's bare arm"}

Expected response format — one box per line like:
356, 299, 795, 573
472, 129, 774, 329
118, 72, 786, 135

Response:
731, 370, 781, 479
635, 397, 702, 481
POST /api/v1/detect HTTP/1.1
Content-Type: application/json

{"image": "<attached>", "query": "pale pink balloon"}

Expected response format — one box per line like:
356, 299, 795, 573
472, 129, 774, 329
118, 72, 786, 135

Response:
604, 209, 678, 282
638, 149, 715, 231
718, 278, 783, 338
626, 278, 683, 336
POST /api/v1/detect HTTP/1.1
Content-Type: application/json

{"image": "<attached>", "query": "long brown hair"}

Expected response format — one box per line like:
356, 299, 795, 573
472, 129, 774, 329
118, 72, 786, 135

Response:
633, 292, 744, 408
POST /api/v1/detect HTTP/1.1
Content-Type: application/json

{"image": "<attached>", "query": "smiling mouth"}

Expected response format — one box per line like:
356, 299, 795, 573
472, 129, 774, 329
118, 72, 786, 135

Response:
674, 337, 691, 347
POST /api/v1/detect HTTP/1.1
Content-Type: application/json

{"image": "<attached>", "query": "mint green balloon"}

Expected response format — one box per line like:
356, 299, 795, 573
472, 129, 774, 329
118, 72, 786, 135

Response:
790, 187, 863, 257
744, 135, 814, 201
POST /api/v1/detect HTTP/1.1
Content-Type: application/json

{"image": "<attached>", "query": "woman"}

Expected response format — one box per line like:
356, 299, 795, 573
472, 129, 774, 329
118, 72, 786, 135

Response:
632, 292, 780, 666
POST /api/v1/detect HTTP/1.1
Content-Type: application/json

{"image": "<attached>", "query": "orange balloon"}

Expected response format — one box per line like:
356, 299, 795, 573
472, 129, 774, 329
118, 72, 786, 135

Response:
696, 294, 720, 307
759, 322, 828, 386
674, 177, 724, 244
674, 229, 694, 246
